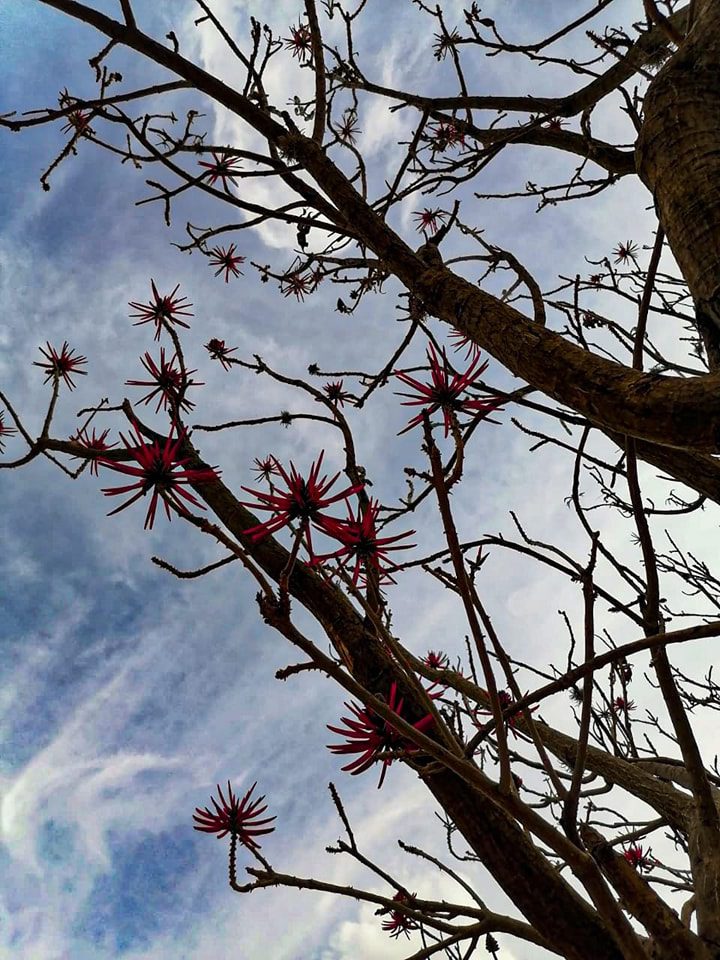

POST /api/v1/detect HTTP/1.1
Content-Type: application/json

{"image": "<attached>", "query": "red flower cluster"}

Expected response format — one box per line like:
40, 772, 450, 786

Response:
0, 409, 18, 453
327, 682, 434, 788
208, 244, 245, 282
281, 272, 314, 301
126, 348, 203, 414
395, 343, 501, 437
285, 23, 312, 60
321, 380, 352, 407
33, 341, 88, 391
70, 426, 117, 476
412, 208, 446, 235
204, 338, 237, 370
381, 889, 419, 939
198, 151, 242, 191
310, 499, 415, 587
431, 119, 465, 151
448, 329, 481, 362
193, 781, 275, 850
241, 451, 363, 553
97, 421, 219, 530
623, 845, 653, 872
423, 650, 449, 670
129, 280, 193, 342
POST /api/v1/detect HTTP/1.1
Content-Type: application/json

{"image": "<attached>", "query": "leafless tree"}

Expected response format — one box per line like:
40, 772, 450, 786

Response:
4, 1, 720, 957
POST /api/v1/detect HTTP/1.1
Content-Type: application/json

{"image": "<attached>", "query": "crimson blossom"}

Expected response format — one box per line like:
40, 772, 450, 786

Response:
623, 845, 654, 872
33, 341, 87, 391
125, 348, 202, 414
311, 499, 415, 587
193, 781, 276, 850
284, 22, 312, 60
0, 409, 18, 453
412, 207, 446, 234
394, 343, 502, 437
327, 682, 435, 789
241, 451, 363, 554
198, 151, 242, 191
96, 421, 219, 530
208, 244, 245, 282
128, 280, 193, 342
70, 426, 117, 476
204, 337, 237, 370
380, 890, 420, 939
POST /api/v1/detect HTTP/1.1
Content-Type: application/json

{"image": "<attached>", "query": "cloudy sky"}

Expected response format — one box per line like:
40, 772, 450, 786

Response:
1, 1, 714, 958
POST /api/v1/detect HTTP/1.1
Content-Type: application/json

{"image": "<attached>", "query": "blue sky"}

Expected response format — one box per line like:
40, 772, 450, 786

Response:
1, 2, 715, 958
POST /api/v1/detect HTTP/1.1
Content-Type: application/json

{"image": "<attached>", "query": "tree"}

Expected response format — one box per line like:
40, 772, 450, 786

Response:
3, 1, 720, 957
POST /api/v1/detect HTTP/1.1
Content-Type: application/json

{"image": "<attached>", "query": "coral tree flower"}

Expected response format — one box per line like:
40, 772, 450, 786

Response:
394, 344, 501, 437
0, 409, 18, 453
193, 781, 276, 850
327, 682, 434, 789
198, 151, 242, 191
623, 845, 653, 872
70, 426, 117, 476
128, 280, 193, 342
311, 499, 415, 586
97, 421, 219, 530
126, 348, 203, 414
285, 23, 312, 60
381, 890, 419, 939
448, 329, 481, 362
241, 451, 363, 553
33, 341, 88, 391
204, 338, 237, 371
424, 650, 449, 670
208, 244, 245, 282
412, 208, 446, 234
321, 380, 352, 408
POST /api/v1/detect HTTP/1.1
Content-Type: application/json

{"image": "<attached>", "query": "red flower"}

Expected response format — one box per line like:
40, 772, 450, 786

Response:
448, 329, 481, 362
252, 455, 280, 482
208, 244, 245, 282
412, 208, 446, 235
281, 272, 312, 301
337, 109, 360, 144
97, 421, 219, 530
394, 343, 501, 437
327, 682, 435, 788
241, 451, 363, 553
204, 338, 237, 371
311, 499, 415, 587
59, 89, 92, 136
70, 426, 117, 476
321, 380, 352, 407
544, 117, 566, 131
613, 240, 639, 264
431, 119, 465, 150
0, 409, 18, 453
623, 845, 653, 872
381, 890, 419, 939
423, 650, 449, 670
128, 280, 193, 342
198, 151, 242, 191
193, 781, 276, 850
285, 23, 312, 61
126, 348, 203, 414
33, 341, 88, 391
612, 696, 636, 713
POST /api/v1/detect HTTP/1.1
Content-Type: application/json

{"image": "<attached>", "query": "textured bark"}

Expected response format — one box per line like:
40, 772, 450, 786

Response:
637, 0, 720, 366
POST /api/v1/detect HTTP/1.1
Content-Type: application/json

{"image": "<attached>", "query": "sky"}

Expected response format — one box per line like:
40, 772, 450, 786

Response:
0, 1, 715, 958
